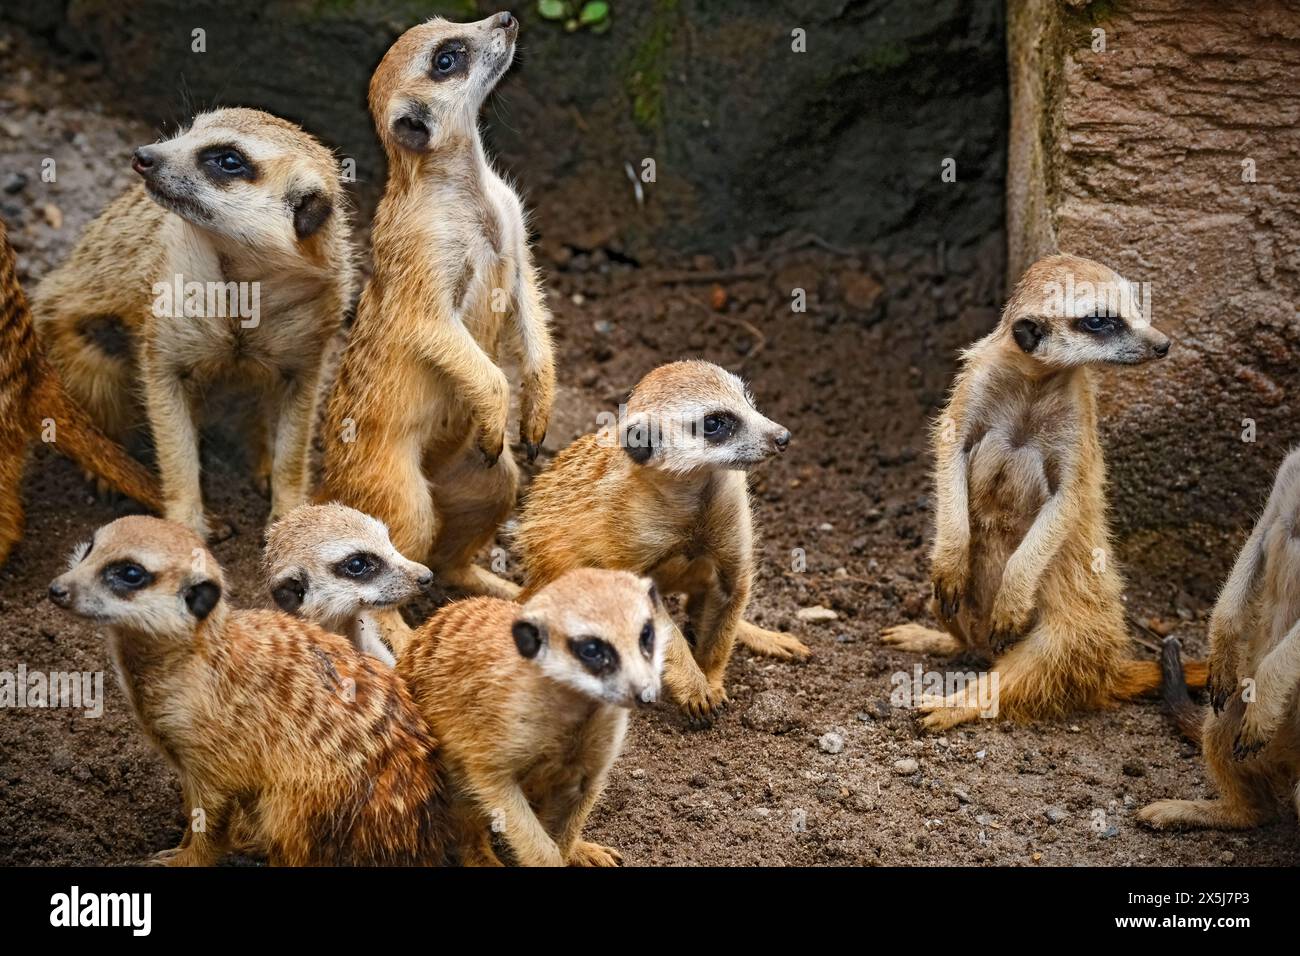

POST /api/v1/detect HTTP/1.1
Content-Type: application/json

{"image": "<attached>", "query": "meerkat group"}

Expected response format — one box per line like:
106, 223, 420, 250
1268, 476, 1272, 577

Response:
20, 10, 1295, 866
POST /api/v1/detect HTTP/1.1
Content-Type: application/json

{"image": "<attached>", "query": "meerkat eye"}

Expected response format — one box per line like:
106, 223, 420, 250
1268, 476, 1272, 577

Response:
104, 561, 153, 593
570, 637, 617, 675
335, 553, 380, 579
199, 147, 254, 181
435, 51, 456, 72
431, 42, 466, 77
701, 412, 737, 442
1077, 313, 1117, 335
639, 620, 655, 659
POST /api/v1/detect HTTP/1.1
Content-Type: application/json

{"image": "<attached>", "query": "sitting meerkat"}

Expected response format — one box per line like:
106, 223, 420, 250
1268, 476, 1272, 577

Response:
1140, 448, 1300, 831
48, 516, 448, 866
514, 360, 807, 724
881, 254, 1206, 730
34, 107, 356, 539
264, 502, 436, 666
0, 219, 161, 566
397, 568, 664, 866
321, 12, 554, 611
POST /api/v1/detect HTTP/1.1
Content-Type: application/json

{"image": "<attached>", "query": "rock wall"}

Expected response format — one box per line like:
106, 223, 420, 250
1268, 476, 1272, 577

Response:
1009, 0, 1300, 534
5, 0, 1007, 260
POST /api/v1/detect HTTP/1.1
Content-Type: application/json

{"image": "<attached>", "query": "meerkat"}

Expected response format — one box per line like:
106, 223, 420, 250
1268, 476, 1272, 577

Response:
398, 568, 664, 866
880, 253, 1207, 731
513, 360, 807, 724
0, 219, 161, 566
320, 12, 554, 611
1139, 448, 1300, 831
263, 502, 435, 666
34, 108, 355, 539
47, 515, 448, 866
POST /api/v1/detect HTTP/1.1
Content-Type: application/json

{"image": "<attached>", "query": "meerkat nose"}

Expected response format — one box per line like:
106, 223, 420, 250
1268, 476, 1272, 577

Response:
1154, 339, 1170, 358
773, 429, 791, 452
416, 569, 435, 589
48, 581, 72, 607
496, 11, 515, 29
132, 147, 158, 177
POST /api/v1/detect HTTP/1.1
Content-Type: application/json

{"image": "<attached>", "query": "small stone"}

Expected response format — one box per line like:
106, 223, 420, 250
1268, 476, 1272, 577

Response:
42, 203, 63, 229
893, 758, 919, 775
754, 807, 770, 818
630, 768, 646, 780
1044, 807, 1067, 824
570, 292, 585, 305
952, 787, 971, 804
795, 605, 838, 623
975, 750, 987, 761
593, 319, 613, 335
1220, 850, 1235, 864
1122, 761, 1146, 778
818, 732, 844, 755
818, 522, 834, 532
2, 172, 26, 194
1099, 825, 1119, 839
742, 690, 803, 735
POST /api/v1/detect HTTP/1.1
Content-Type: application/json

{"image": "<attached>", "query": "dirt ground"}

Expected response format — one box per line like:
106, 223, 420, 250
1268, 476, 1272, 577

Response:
1, 25, 1295, 868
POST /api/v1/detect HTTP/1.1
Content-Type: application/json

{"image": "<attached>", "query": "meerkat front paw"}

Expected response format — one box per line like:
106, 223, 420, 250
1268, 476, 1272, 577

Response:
519, 380, 551, 463
1233, 701, 1278, 760
567, 840, 623, 867
930, 564, 969, 623
476, 373, 512, 466
1207, 638, 1239, 714
988, 593, 1035, 654
681, 680, 729, 727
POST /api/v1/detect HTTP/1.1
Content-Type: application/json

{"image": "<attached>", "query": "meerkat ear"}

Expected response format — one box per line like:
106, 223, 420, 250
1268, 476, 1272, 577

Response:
271, 572, 307, 614
184, 580, 222, 620
623, 416, 655, 465
1012, 318, 1044, 354
390, 104, 434, 153
512, 619, 545, 659
291, 189, 333, 240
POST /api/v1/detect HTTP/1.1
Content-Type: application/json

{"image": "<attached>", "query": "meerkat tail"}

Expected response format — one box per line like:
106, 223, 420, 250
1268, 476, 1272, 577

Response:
28, 357, 163, 512
1112, 651, 1209, 703
1157, 635, 1204, 743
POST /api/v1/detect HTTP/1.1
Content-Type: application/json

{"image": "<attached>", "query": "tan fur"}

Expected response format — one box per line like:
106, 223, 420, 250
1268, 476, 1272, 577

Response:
263, 502, 434, 666
1140, 449, 1300, 831
0, 219, 161, 566
33, 108, 355, 539
398, 568, 662, 866
320, 13, 554, 613
514, 360, 805, 724
881, 254, 1196, 731
48, 516, 448, 865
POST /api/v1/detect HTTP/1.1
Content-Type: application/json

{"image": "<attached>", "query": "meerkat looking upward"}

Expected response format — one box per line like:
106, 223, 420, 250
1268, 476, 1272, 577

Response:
48, 516, 448, 866
34, 108, 355, 539
1140, 448, 1300, 831
514, 361, 807, 724
263, 502, 435, 666
321, 12, 554, 607
881, 254, 1206, 730
0, 219, 161, 567
398, 568, 664, 866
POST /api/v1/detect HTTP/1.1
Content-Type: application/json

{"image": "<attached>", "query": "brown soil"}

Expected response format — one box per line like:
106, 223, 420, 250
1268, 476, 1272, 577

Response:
1, 24, 1295, 868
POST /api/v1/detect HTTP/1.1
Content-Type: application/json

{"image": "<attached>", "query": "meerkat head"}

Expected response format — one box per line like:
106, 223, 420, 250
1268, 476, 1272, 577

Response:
511, 569, 665, 709
130, 107, 342, 253
48, 517, 224, 639
263, 503, 434, 632
370, 12, 518, 157
617, 360, 791, 476
999, 254, 1171, 368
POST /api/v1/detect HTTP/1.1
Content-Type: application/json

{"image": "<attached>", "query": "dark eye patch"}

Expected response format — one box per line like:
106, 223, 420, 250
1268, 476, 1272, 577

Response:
569, 636, 619, 677
333, 552, 383, 581
102, 561, 154, 596
699, 411, 738, 443
1075, 313, 1124, 336
197, 145, 257, 184
430, 39, 469, 80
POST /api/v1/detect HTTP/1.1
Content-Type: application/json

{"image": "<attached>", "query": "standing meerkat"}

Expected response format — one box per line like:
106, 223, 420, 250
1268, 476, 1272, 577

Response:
1140, 448, 1300, 831
0, 219, 161, 566
881, 254, 1206, 730
263, 502, 435, 666
321, 12, 554, 606
47, 516, 448, 866
34, 108, 355, 539
514, 360, 807, 724
397, 568, 664, 866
